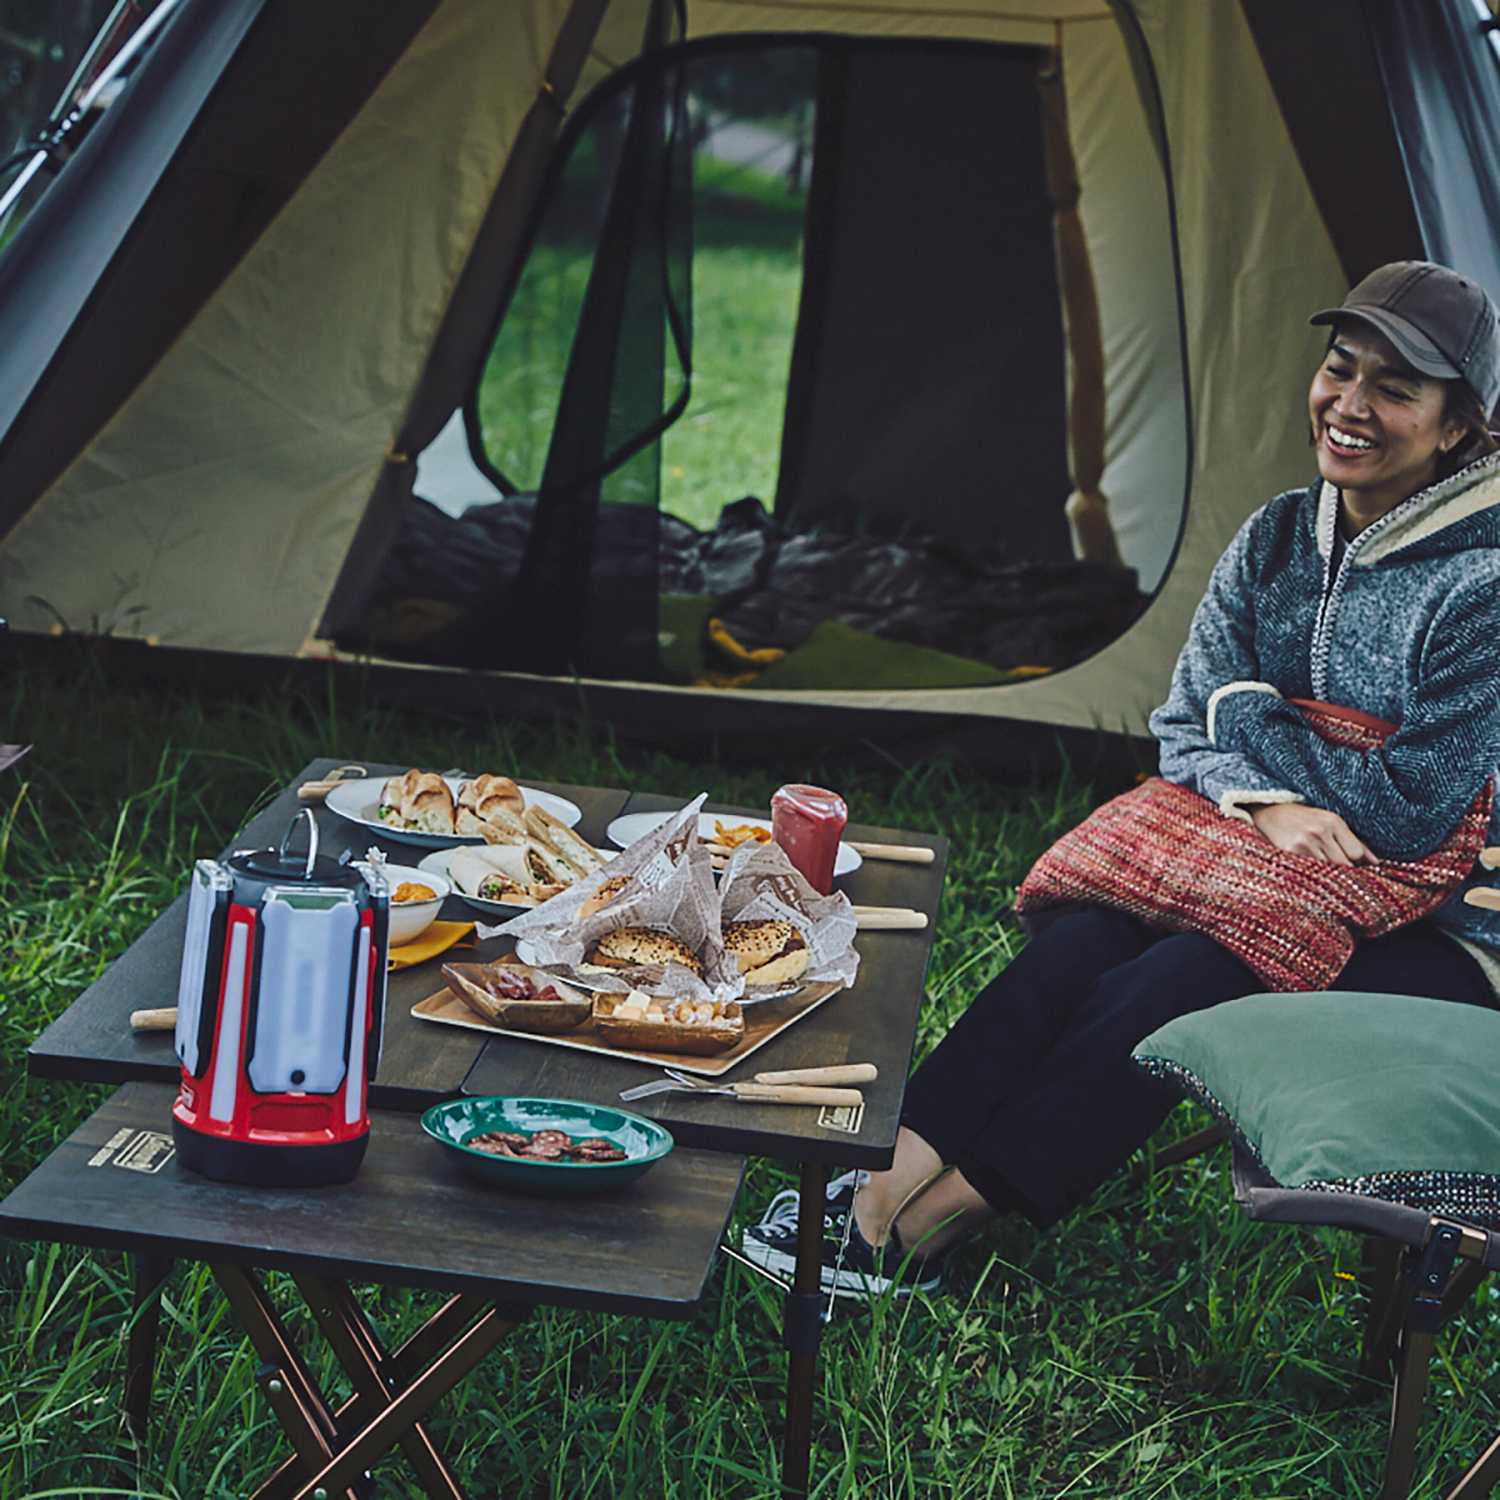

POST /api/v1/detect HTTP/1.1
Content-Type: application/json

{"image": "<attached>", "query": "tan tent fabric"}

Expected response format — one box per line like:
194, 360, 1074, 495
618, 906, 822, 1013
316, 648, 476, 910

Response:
1038, 49, 1119, 568
0, 1, 577, 652
1065, 10, 1182, 591
687, 1, 1112, 45
0, 0, 1354, 742
464, 0, 1343, 733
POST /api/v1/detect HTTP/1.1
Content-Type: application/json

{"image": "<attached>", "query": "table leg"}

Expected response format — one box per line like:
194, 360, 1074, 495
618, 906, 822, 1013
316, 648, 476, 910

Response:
285, 1303, 520, 1500
123, 1253, 173, 1444
252, 1286, 520, 1500
780, 1160, 827, 1500
388, 1294, 485, 1385
211, 1263, 370, 1500
293, 1273, 467, 1499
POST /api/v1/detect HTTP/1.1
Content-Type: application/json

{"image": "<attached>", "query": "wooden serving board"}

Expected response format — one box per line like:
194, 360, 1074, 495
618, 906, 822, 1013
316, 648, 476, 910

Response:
411, 977, 849, 1078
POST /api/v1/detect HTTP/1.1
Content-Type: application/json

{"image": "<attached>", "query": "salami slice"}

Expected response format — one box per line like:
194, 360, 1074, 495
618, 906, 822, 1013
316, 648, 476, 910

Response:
520, 1142, 564, 1160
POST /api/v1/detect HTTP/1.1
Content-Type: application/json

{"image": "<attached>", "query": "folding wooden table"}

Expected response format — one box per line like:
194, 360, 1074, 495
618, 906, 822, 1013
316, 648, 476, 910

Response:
0, 1081, 743, 1500
24, 760, 949, 1497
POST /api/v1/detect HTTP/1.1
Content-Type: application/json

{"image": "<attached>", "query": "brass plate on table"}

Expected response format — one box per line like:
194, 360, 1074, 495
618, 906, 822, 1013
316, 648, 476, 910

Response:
411, 975, 848, 1078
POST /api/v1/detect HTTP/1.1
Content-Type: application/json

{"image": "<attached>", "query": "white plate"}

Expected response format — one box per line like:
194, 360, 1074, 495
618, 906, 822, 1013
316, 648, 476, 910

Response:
324, 776, 582, 849
604, 811, 862, 879
417, 848, 535, 917
422, 846, 615, 918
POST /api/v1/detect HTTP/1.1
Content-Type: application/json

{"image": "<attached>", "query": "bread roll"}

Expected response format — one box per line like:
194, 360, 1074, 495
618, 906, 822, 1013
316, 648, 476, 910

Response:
722, 920, 810, 986
405, 773, 457, 834
456, 775, 526, 837
586, 927, 703, 977
467, 774, 525, 815
379, 768, 422, 825
579, 875, 630, 920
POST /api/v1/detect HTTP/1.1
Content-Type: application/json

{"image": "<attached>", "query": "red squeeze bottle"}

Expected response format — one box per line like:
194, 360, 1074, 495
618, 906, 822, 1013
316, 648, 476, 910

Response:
770, 784, 848, 895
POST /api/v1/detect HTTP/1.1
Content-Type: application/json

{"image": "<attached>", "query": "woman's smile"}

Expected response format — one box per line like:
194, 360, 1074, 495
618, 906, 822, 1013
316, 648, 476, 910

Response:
1308, 325, 1463, 526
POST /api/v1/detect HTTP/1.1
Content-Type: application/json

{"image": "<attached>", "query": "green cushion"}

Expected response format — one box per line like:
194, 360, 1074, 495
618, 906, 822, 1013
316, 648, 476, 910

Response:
1133, 991, 1500, 1227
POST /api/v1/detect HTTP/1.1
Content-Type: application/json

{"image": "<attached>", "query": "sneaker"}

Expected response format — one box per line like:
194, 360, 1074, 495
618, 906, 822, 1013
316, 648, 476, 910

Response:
740, 1178, 944, 1301
739, 1170, 865, 1279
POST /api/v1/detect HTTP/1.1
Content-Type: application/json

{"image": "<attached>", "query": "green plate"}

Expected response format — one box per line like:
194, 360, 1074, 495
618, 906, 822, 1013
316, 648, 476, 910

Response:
420, 1096, 674, 1197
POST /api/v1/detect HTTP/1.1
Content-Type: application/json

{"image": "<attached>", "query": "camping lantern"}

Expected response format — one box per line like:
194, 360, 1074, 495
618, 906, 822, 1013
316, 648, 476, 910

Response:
170, 811, 389, 1186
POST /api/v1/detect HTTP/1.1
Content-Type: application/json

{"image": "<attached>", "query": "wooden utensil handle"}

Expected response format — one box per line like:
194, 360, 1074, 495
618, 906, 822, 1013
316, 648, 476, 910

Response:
130, 1007, 177, 1032
855, 909, 929, 931
753, 1064, 878, 1086
731, 1085, 864, 1106
845, 842, 935, 863
1482, 847, 1500, 870
1465, 887, 1500, 911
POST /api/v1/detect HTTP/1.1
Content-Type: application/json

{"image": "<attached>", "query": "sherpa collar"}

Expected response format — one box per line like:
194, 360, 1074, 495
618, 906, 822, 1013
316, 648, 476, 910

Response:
1315, 450, 1500, 565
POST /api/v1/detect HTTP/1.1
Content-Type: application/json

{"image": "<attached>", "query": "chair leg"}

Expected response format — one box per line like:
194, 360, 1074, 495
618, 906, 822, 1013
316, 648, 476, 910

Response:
1438, 1259, 1487, 1326
1360, 1237, 1407, 1379
1375, 1224, 1471, 1500
1379, 1324, 1437, 1500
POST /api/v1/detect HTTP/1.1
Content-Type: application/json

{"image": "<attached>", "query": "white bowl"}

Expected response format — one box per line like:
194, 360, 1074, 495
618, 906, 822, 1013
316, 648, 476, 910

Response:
383, 863, 451, 946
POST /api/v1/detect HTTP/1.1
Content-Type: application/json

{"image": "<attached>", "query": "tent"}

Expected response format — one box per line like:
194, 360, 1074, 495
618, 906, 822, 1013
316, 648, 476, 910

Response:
2, 0, 1498, 762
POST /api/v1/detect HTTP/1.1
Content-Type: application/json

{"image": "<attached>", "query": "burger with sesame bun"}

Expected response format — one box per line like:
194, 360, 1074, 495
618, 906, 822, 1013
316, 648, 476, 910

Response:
722, 919, 810, 986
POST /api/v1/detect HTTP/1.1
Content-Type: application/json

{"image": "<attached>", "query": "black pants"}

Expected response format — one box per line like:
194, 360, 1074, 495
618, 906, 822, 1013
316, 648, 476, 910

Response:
901, 906, 1494, 1229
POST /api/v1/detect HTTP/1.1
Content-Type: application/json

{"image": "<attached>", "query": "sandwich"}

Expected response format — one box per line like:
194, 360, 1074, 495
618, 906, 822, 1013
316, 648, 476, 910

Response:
476, 806, 529, 846
457, 775, 526, 838
722, 919, 810, 986
520, 839, 574, 900
379, 769, 417, 823
378, 769, 456, 833
585, 927, 704, 978
449, 845, 532, 903
524, 804, 608, 877
579, 874, 630, 920
448, 841, 574, 903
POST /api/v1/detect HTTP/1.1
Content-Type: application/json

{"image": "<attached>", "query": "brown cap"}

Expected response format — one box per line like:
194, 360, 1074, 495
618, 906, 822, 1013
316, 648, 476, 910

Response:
1310, 260, 1500, 415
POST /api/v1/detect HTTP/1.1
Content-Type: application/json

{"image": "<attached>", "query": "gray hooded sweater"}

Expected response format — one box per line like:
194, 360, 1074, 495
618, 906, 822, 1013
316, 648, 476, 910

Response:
1149, 451, 1500, 968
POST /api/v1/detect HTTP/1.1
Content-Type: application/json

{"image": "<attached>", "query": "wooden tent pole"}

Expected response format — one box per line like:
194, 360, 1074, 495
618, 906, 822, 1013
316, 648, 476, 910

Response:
1037, 49, 1123, 569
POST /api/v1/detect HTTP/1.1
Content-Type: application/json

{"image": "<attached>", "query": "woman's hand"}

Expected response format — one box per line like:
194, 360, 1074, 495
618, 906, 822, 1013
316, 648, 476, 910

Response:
1248, 803, 1378, 865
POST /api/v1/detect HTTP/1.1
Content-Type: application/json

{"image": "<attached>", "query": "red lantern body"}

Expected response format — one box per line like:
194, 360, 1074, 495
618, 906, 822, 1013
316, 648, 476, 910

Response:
171, 816, 389, 1185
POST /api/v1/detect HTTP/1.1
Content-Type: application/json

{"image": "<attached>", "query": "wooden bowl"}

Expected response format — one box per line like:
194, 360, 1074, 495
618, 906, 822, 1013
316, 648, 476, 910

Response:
440, 961, 593, 1035
592, 994, 744, 1055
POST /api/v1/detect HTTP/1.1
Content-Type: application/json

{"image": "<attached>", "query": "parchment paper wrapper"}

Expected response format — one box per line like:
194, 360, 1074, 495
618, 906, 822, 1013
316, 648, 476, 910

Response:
480, 794, 743, 1001
718, 840, 860, 994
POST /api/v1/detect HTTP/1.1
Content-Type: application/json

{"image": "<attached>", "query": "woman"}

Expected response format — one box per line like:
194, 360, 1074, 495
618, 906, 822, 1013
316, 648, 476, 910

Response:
744, 261, 1500, 1299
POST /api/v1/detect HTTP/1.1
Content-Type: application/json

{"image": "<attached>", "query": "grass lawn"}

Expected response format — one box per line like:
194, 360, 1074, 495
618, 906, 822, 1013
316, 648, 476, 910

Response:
2, 650, 1497, 1497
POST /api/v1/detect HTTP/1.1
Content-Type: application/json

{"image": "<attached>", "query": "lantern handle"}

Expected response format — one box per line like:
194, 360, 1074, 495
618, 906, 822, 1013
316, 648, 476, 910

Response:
278, 809, 319, 879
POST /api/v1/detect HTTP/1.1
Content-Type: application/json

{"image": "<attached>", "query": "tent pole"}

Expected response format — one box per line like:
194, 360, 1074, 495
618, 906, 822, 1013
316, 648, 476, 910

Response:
1037, 47, 1121, 570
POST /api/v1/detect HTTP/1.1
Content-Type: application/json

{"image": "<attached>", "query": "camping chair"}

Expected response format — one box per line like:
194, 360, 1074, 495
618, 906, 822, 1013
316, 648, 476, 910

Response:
1133, 991, 1500, 1500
